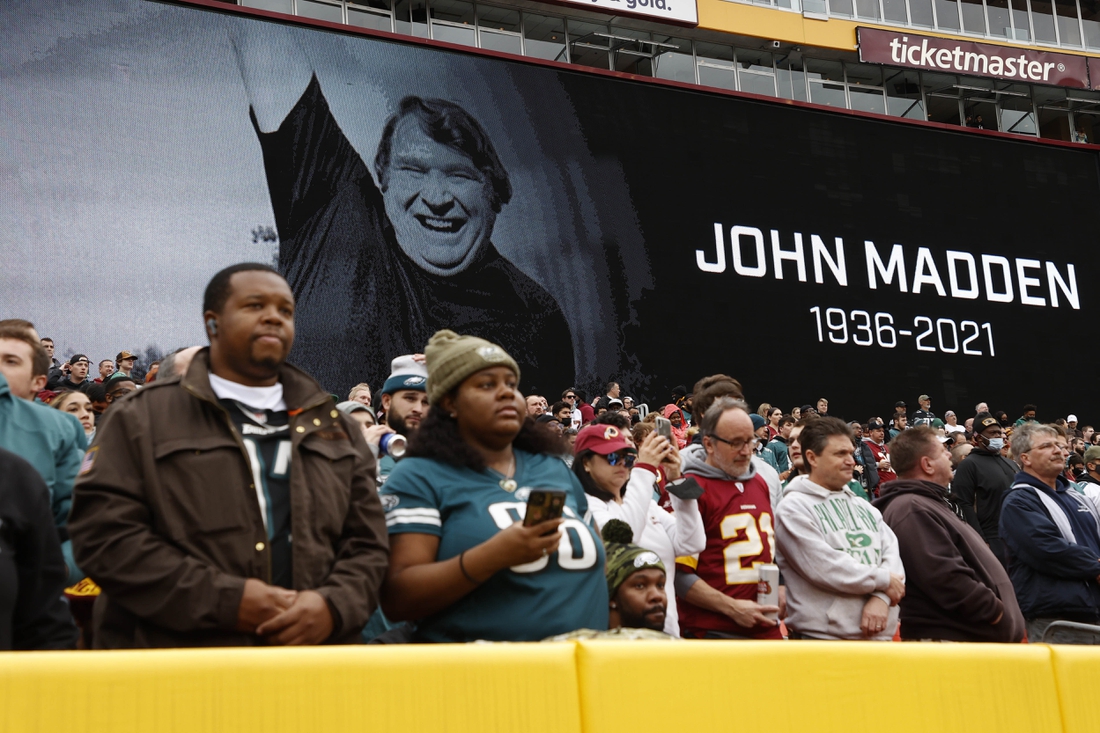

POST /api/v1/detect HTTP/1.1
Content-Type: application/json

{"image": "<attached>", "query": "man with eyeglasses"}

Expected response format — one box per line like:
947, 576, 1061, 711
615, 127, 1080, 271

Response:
674, 396, 782, 639
999, 423, 1100, 644
102, 374, 138, 411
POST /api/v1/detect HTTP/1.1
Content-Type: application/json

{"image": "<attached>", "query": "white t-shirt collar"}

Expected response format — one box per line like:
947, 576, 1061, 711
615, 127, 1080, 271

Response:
208, 372, 287, 411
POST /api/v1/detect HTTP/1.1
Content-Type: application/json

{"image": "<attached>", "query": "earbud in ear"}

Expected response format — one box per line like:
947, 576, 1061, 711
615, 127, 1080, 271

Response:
610, 602, 617, 608
206, 318, 217, 335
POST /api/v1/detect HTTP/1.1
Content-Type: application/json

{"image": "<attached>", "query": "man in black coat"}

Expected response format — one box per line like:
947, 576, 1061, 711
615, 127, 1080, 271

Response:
0, 447, 78, 650
952, 413, 1017, 567
875, 428, 1024, 642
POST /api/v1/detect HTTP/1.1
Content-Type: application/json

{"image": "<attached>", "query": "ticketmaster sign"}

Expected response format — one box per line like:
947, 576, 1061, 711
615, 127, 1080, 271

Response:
858, 27, 1090, 88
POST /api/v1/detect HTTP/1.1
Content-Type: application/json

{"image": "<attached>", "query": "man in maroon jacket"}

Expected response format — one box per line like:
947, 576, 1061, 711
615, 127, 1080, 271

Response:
874, 427, 1025, 642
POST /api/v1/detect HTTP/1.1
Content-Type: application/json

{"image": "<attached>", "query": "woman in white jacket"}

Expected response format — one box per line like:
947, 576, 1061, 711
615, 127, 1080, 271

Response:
572, 424, 706, 637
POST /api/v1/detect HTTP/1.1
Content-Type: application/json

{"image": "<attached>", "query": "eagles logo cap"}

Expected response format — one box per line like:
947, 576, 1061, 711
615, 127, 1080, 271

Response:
381, 354, 429, 396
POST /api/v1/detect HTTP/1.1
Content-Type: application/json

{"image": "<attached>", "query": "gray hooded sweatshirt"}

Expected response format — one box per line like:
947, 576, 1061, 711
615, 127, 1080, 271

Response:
775, 475, 905, 640
679, 444, 782, 509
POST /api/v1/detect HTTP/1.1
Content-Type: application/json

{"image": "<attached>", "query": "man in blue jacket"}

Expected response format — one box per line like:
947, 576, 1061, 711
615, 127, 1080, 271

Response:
999, 423, 1100, 644
0, 320, 87, 584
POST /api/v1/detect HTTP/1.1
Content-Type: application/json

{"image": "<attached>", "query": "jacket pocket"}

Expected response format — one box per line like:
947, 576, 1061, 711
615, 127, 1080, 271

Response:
151, 435, 251, 541
297, 436, 358, 541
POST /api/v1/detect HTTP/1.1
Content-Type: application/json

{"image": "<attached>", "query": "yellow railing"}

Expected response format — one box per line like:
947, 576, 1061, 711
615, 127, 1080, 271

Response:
2, 640, 1097, 733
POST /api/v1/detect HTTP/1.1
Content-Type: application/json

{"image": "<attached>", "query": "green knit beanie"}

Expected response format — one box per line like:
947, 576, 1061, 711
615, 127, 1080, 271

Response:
424, 329, 521, 406
602, 519, 665, 599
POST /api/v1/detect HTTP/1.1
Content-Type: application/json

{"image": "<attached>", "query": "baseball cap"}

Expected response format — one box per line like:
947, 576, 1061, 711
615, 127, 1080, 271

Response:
1084, 446, 1100, 463
750, 413, 767, 430
1067, 414, 1078, 423
336, 400, 373, 418
607, 398, 624, 408
69, 353, 90, 365
574, 424, 635, 456
867, 420, 885, 430
919, 394, 930, 402
894, 400, 907, 408
116, 350, 136, 361
975, 412, 1000, 432
381, 355, 428, 395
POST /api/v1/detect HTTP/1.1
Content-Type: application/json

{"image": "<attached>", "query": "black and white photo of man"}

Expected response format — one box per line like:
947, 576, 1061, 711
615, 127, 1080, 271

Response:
233, 23, 573, 395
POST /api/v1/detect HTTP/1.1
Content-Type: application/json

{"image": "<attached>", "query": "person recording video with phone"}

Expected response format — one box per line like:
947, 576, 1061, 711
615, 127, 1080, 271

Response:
572, 423, 704, 637
379, 330, 607, 642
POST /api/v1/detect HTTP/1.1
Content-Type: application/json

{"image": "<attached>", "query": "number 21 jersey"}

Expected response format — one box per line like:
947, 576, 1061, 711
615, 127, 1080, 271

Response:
676, 471, 781, 639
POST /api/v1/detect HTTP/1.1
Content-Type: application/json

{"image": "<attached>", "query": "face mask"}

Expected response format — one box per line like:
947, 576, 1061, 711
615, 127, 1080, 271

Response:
560, 417, 571, 427
986, 437, 1005, 452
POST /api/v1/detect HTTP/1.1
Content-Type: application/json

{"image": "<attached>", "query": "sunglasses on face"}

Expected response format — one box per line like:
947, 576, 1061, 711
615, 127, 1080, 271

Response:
603, 451, 636, 468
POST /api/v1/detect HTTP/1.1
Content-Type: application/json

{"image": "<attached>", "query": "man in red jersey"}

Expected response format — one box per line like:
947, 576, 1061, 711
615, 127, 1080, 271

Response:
675, 396, 781, 639
862, 419, 895, 496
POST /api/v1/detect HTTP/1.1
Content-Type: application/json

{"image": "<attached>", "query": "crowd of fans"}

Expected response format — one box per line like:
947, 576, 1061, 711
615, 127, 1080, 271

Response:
2, 262, 1099, 650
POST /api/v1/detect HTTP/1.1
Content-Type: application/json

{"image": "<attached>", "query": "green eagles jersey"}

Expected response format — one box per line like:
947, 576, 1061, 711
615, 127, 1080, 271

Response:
381, 449, 608, 642
221, 399, 292, 588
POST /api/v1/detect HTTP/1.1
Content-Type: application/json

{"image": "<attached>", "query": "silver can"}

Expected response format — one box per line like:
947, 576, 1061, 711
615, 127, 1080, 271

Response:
757, 563, 780, 620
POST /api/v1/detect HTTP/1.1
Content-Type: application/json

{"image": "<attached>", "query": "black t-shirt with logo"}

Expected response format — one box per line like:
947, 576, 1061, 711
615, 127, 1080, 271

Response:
221, 399, 293, 589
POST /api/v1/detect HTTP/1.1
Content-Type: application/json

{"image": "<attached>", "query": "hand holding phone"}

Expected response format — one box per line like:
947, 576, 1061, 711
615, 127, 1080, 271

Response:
523, 489, 567, 528
655, 416, 672, 439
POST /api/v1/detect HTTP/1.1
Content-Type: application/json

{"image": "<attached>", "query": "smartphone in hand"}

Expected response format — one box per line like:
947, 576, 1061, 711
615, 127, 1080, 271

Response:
523, 489, 567, 527
655, 416, 672, 439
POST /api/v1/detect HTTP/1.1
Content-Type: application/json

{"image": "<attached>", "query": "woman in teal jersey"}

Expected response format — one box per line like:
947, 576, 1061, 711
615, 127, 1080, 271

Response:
379, 330, 608, 642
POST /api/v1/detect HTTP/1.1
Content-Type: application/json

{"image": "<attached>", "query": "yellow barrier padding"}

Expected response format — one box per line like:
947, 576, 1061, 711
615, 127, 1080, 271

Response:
576, 640, 1061, 733
0, 643, 582, 733
1050, 646, 1100, 733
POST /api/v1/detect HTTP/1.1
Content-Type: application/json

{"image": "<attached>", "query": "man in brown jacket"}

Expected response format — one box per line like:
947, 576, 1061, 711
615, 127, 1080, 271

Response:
874, 427, 1025, 642
69, 263, 389, 647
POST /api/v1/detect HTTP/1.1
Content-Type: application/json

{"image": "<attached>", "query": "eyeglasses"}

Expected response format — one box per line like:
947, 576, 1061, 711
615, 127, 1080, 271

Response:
708, 434, 758, 452
603, 451, 636, 468
1027, 442, 1066, 454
